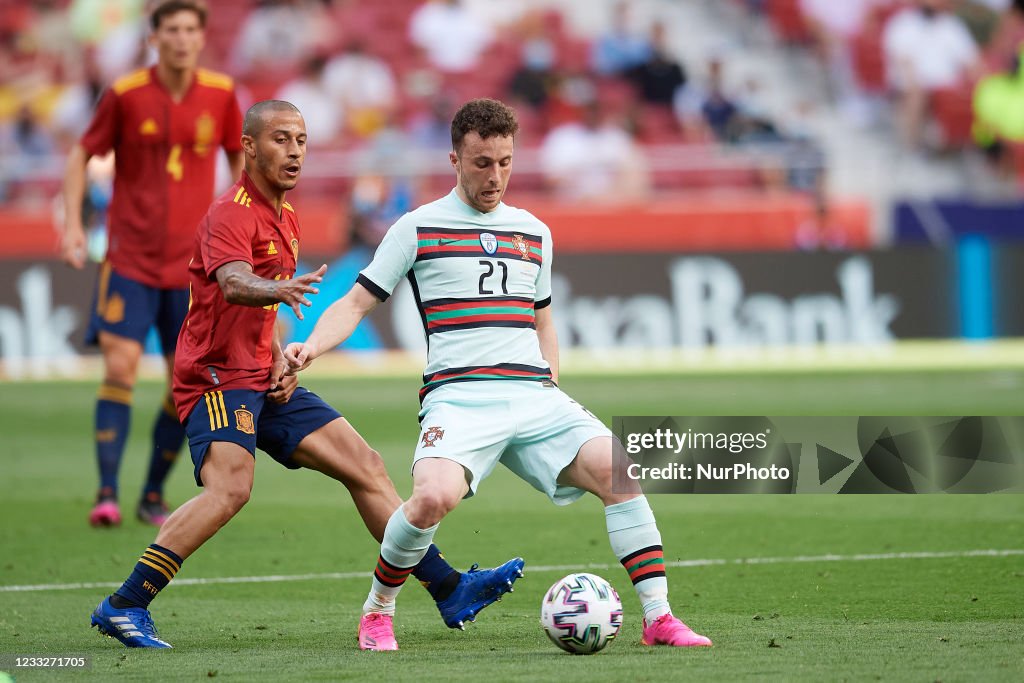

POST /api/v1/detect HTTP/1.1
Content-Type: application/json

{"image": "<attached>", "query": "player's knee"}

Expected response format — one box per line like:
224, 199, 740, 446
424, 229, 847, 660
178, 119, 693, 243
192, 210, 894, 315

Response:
219, 481, 251, 514
404, 489, 457, 528
102, 366, 137, 389
359, 447, 390, 484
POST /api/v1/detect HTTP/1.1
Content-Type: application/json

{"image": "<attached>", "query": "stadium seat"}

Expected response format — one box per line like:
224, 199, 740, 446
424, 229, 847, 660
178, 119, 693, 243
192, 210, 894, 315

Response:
766, 0, 811, 44
931, 87, 975, 149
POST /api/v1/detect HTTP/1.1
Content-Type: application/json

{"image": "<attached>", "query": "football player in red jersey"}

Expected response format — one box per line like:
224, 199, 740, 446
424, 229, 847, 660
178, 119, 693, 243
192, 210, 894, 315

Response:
61, 1, 244, 528
88, 100, 522, 649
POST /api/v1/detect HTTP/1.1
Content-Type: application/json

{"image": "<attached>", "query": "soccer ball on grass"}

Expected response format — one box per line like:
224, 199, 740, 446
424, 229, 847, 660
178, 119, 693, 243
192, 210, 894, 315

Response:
540, 572, 623, 654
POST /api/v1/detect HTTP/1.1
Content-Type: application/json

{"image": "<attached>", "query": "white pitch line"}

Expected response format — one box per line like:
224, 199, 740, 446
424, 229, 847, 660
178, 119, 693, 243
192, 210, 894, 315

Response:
2, 549, 1022, 594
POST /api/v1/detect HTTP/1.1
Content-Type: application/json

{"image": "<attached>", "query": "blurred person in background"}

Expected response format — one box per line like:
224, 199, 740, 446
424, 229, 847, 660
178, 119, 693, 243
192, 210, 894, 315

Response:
231, 0, 334, 81
590, 0, 652, 77
972, 46, 1024, 179
322, 39, 397, 140
799, 0, 887, 125
627, 21, 687, 107
507, 11, 559, 111
275, 52, 345, 146
883, 0, 981, 150
61, 0, 244, 529
540, 101, 649, 201
408, 0, 493, 74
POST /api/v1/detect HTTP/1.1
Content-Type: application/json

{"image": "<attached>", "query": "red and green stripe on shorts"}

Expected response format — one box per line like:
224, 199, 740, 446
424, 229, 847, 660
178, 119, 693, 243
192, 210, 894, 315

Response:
419, 363, 553, 401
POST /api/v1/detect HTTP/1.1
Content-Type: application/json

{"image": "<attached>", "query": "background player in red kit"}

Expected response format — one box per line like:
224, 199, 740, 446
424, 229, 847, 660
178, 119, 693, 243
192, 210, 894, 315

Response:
61, 1, 244, 527
88, 100, 522, 649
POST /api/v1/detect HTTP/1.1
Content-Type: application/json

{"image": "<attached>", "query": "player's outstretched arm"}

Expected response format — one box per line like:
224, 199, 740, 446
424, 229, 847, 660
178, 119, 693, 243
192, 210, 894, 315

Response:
216, 261, 327, 320
60, 144, 91, 269
283, 282, 380, 373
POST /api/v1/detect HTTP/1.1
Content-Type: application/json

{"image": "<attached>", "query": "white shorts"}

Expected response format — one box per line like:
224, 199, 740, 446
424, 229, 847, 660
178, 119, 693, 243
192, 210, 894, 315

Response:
413, 380, 612, 505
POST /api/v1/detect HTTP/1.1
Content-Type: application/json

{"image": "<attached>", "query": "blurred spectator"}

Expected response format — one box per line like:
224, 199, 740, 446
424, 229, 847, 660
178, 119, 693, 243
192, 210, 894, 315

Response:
697, 58, 741, 141
507, 12, 559, 109
232, 0, 333, 80
322, 40, 397, 139
409, 0, 493, 74
5, 105, 54, 159
627, 21, 687, 106
69, 0, 144, 46
21, 0, 78, 80
590, 1, 651, 76
972, 47, 1024, 176
50, 49, 105, 147
883, 0, 981, 149
539, 103, 648, 201
275, 53, 344, 146
799, 0, 886, 124
407, 93, 456, 150
794, 200, 848, 250
95, 7, 151, 85
349, 174, 414, 249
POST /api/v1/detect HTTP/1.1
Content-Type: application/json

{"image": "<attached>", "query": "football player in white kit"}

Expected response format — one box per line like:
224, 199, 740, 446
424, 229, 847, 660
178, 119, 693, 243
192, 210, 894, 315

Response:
285, 98, 712, 651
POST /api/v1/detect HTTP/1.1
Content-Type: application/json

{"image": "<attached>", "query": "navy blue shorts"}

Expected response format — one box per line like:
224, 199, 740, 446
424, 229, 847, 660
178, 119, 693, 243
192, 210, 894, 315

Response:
86, 263, 189, 352
183, 387, 342, 486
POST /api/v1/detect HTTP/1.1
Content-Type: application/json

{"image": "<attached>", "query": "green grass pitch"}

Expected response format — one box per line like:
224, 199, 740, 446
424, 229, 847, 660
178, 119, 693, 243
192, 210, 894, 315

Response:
1, 369, 1023, 681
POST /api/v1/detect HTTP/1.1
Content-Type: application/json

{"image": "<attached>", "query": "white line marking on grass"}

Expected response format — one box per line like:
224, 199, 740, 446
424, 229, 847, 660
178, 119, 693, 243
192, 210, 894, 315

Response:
3, 549, 1022, 594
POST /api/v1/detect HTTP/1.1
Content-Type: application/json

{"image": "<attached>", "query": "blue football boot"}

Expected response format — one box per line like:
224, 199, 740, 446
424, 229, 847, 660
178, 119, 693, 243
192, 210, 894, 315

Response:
437, 557, 525, 630
90, 596, 172, 648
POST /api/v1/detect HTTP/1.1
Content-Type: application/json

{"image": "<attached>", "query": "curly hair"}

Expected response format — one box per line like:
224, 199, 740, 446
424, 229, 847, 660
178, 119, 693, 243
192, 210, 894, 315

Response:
450, 98, 519, 151
151, 0, 207, 30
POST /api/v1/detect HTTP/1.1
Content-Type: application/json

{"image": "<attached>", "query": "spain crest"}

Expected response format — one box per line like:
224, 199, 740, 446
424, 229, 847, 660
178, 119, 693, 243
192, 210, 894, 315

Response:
194, 111, 215, 156
511, 234, 531, 260
421, 426, 444, 448
235, 407, 255, 435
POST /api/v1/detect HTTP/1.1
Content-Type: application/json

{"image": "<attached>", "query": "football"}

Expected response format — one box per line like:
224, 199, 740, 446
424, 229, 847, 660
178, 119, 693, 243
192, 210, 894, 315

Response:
540, 573, 623, 654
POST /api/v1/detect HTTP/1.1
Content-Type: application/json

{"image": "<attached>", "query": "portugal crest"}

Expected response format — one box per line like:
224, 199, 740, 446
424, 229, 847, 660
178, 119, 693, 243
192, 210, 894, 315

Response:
235, 407, 255, 435
421, 426, 445, 448
480, 232, 498, 254
511, 234, 530, 260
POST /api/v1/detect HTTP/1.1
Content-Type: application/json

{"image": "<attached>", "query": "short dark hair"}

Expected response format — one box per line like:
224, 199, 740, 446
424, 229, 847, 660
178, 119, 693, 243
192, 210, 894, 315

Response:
451, 98, 519, 151
242, 100, 302, 136
151, 0, 207, 30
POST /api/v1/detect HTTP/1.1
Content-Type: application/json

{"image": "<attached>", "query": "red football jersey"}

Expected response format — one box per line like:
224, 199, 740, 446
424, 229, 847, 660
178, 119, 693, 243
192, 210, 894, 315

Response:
172, 173, 301, 422
80, 66, 243, 289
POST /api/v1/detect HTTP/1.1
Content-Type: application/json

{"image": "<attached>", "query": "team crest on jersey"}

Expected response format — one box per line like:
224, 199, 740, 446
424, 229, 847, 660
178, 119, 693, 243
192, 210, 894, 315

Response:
234, 407, 255, 435
421, 426, 444, 448
139, 118, 159, 135
291, 238, 299, 261
194, 111, 215, 155
480, 232, 498, 254
511, 234, 531, 260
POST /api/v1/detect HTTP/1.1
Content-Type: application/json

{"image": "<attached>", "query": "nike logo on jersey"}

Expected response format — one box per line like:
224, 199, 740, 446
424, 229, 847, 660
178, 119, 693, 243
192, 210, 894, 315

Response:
437, 238, 459, 246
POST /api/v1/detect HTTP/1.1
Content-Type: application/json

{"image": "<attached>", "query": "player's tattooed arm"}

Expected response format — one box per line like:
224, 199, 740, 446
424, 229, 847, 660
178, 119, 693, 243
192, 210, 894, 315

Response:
216, 261, 328, 320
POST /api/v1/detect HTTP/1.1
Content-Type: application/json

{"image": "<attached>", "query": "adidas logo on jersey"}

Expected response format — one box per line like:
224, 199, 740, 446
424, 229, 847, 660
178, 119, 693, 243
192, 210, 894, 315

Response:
139, 118, 159, 135
232, 187, 253, 208
267, 241, 278, 255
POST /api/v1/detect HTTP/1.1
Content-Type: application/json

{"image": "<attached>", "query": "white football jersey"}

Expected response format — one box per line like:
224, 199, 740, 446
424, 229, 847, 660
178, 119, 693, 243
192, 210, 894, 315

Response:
359, 190, 553, 400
